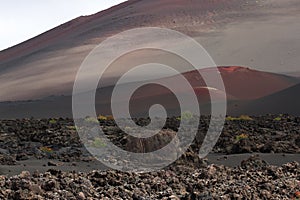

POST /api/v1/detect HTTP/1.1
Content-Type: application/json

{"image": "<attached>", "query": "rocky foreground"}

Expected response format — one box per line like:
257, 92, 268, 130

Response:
0, 115, 299, 199
0, 114, 299, 164
0, 156, 299, 199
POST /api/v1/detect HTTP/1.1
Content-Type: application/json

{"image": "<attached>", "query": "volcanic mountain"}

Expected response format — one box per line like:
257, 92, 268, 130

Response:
0, 0, 300, 118
216, 66, 299, 100
97, 66, 299, 116
233, 83, 300, 116
125, 66, 298, 102
0, 65, 298, 118
0, 0, 255, 102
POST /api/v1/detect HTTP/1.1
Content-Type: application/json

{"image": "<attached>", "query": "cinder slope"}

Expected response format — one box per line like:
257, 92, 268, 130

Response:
0, 0, 259, 101
235, 83, 300, 116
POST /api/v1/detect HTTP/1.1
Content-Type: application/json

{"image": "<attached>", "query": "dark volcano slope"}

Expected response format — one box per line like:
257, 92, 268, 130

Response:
234, 83, 300, 116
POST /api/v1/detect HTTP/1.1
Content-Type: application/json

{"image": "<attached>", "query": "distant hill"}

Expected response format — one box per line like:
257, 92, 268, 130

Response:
0, 66, 298, 118
233, 83, 300, 116
0, 0, 300, 118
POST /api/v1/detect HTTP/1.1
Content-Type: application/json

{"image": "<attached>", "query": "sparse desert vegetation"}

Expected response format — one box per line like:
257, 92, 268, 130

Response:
0, 0, 299, 199
0, 115, 298, 199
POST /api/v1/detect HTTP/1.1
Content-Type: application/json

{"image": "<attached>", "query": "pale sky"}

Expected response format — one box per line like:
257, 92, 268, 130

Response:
0, 0, 127, 51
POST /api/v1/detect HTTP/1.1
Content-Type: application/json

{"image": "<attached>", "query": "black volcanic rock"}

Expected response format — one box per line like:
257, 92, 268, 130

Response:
0, 161, 298, 199
0, 115, 299, 164
0, 115, 298, 198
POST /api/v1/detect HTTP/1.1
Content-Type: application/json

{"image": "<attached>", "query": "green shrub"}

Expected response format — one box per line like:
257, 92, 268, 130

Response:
98, 115, 107, 121
85, 117, 99, 123
226, 115, 253, 121
67, 126, 77, 130
235, 133, 248, 142
91, 137, 106, 148
98, 115, 114, 121
239, 115, 253, 121
49, 119, 57, 124
40, 146, 53, 154
273, 117, 281, 121
181, 111, 193, 120
226, 116, 236, 121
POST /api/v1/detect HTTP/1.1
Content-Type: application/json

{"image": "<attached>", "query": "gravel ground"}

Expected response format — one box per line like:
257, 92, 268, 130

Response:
0, 114, 299, 165
0, 115, 299, 199
0, 156, 299, 199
